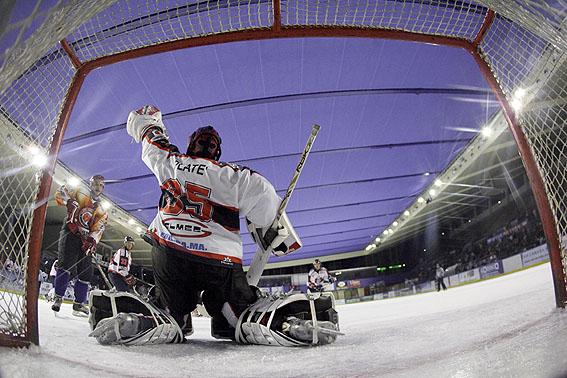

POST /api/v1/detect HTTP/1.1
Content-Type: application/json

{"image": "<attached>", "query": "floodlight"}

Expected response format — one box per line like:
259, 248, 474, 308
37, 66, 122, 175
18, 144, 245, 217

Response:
101, 200, 111, 210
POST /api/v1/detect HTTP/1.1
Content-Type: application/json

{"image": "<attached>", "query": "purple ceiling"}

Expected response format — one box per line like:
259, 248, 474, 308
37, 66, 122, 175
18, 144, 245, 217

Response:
58, 37, 496, 264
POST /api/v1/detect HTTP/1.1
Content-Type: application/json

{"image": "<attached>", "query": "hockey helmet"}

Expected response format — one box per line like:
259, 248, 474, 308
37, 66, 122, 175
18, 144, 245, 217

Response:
124, 236, 135, 244
89, 175, 105, 196
186, 126, 222, 161
89, 174, 105, 184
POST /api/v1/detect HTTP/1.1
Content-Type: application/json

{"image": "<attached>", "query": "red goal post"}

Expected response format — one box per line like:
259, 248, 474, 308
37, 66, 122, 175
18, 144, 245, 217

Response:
0, 0, 565, 347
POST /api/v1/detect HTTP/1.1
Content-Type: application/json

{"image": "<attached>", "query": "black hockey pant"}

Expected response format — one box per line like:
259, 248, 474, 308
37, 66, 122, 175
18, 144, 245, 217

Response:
151, 246, 256, 325
57, 225, 92, 281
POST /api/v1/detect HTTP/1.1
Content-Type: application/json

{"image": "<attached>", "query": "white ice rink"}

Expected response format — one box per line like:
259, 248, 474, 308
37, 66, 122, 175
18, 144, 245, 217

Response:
1, 263, 567, 378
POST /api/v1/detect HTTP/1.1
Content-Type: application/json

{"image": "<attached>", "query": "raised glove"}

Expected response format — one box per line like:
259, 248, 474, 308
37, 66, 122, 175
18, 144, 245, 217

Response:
82, 236, 97, 254
124, 274, 137, 286
126, 105, 168, 143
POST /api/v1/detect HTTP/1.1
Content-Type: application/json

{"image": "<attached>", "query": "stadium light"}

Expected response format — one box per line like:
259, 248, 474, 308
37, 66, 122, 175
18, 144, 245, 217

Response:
136, 227, 143, 233
428, 189, 436, 197
423, 172, 430, 176
28, 146, 48, 168
365, 244, 376, 251
67, 177, 80, 188
434, 179, 443, 187
511, 87, 526, 113
101, 200, 111, 210
481, 126, 492, 137
392, 221, 398, 227
375, 237, 381, 243
417, 197, 425, 203
403, 210, 410, 216
128, 219, 136, 225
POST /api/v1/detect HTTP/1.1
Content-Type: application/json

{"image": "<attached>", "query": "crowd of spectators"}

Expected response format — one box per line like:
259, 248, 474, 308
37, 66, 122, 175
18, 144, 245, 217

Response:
413, 213, 545, 283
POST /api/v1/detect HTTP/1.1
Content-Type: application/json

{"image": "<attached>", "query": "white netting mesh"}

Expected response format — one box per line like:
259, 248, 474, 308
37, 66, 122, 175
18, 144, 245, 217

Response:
0, 1, 116, 97
0, 0, 566, 345
0, 47, 76, 340
480, 12, 567, 297
282, 0, 487, 40
67, 0, 273, 63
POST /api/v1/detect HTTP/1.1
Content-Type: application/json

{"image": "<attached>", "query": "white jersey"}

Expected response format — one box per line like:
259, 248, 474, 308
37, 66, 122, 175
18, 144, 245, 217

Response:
436, 266, 445, 279
108, 248, 131, 277
141, 129, 280, 266
308, 267, 331, 289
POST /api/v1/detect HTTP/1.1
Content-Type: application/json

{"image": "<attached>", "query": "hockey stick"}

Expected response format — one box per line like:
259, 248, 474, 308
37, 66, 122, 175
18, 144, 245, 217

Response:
246, 124, 321, 286
92, 257, 113, 290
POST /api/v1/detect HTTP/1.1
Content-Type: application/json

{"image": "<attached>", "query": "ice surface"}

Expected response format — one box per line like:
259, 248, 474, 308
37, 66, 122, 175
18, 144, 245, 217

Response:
1, 263, 566, 377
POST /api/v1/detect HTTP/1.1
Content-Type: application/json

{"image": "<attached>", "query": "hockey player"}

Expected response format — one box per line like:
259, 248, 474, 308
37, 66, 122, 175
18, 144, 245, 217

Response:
46, 259, 58, 301
51, 175, 108, 316
88, 105, 341, 347
435, 263, 447, 291
122, 105, 288, 339
108, 236, 137, 292
307, 259, 335, 293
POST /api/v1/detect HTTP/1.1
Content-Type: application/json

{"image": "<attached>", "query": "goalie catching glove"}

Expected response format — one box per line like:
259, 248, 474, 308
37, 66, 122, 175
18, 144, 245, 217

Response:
246, 212, 302, 257
126, 105, 168, 143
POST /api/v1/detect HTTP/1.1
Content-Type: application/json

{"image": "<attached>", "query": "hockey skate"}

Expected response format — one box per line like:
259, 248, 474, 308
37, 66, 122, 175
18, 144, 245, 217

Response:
235, 292, 343, 346
72, 303, 89, 317
172, 312, 193, 337
88, 290, 184, 345
51, 295, 62, 312
211, 315, 235, 340
282, 316, 339, 345
90, 313, 141, 345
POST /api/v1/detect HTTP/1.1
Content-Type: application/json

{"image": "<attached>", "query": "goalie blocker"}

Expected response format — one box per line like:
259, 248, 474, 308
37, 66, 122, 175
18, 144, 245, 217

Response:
89, 290, 342, 346
246, 212, 301, 257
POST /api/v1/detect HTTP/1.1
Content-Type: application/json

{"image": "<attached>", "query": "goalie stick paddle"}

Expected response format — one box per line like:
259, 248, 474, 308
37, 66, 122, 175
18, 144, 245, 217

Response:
246, 124, 321, 286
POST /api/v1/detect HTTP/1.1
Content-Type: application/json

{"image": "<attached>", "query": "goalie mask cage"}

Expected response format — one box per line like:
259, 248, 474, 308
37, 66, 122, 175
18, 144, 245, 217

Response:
0, 0, 565, 347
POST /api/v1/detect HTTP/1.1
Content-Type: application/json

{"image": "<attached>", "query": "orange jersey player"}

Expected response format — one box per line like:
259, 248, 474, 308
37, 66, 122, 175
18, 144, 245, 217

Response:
55, 176, 108, 246
51, 175, 108, 317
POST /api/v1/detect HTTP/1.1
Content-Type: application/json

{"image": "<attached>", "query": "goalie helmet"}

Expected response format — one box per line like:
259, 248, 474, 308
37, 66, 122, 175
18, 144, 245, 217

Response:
186, 125, 222, 161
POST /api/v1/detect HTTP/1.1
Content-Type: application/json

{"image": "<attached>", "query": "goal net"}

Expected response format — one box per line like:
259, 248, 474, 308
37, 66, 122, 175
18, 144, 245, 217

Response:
0, 0, 565, 346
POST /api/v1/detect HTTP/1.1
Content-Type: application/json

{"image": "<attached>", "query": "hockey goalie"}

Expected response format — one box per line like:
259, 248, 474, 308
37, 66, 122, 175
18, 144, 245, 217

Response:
89, 289, 342, 346
89, 105, 342, 347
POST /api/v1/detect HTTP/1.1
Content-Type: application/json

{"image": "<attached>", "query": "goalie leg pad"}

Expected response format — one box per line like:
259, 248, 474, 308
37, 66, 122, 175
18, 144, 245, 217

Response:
88, 289, 183, 345
235, 292, 342, 346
